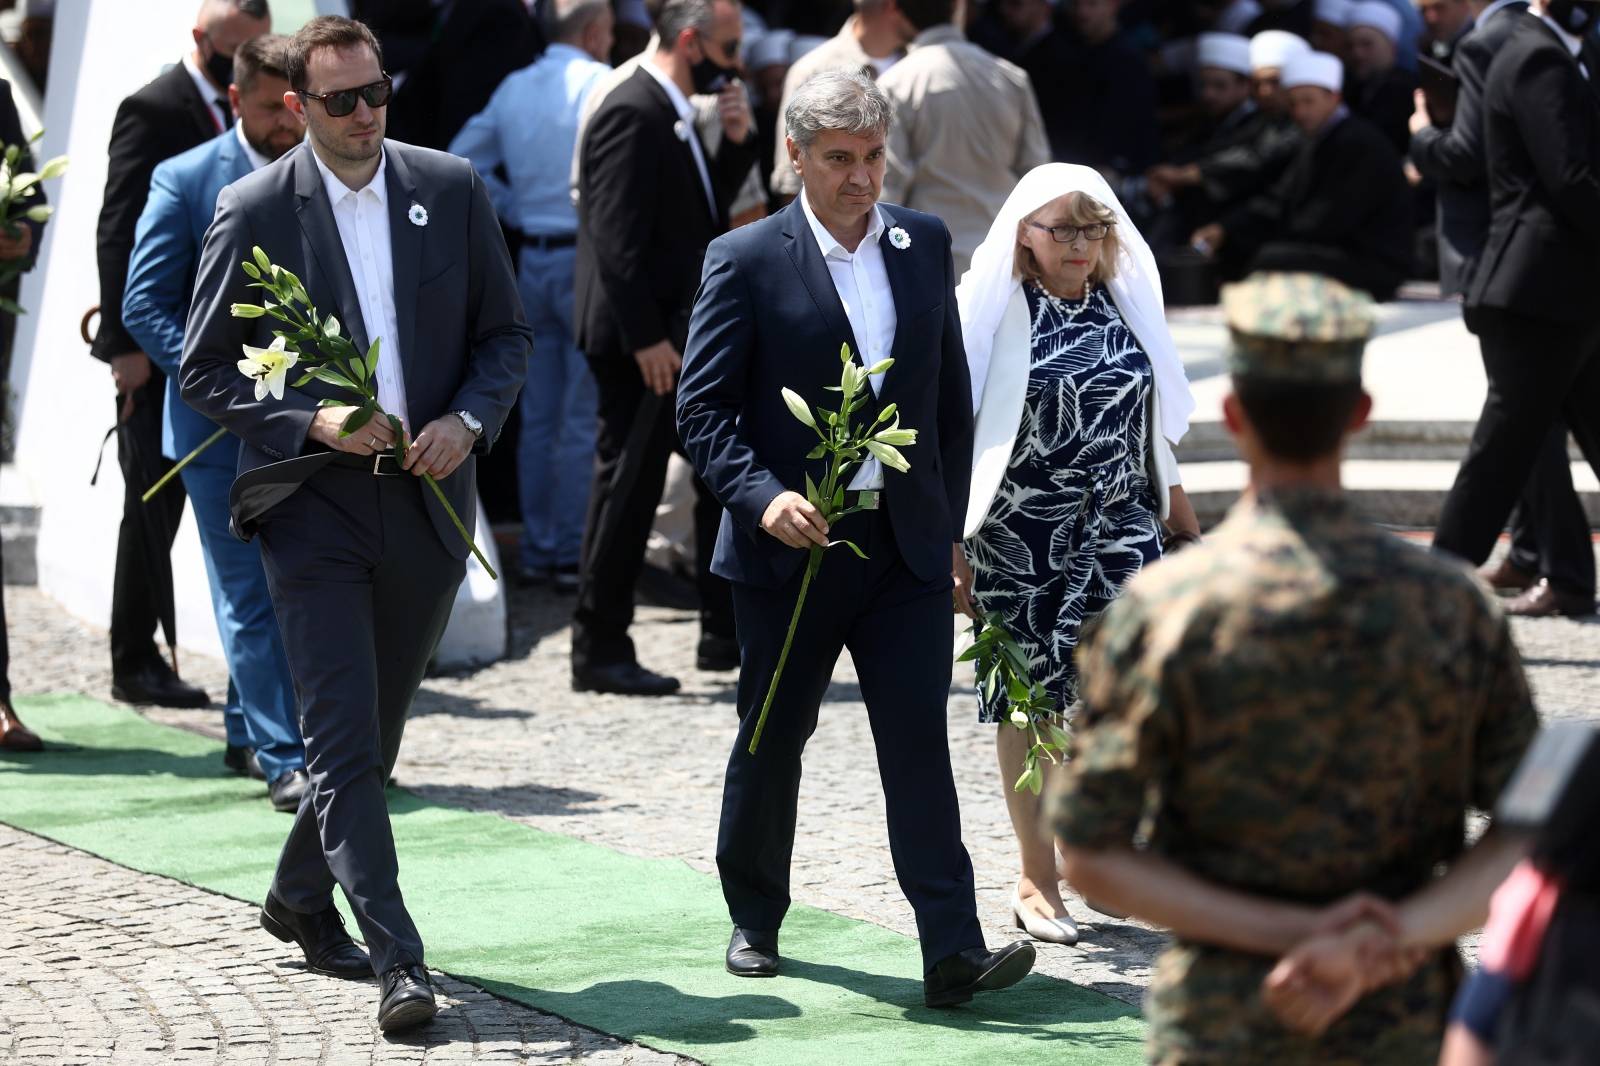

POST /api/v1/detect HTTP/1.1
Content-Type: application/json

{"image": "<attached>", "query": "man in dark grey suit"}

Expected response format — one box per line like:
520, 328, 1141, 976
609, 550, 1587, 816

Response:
180, 17, 529, 1033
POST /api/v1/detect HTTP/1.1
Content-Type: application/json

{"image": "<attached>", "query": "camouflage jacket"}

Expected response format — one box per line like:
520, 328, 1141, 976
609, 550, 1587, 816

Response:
1053, 487, 1539, 1064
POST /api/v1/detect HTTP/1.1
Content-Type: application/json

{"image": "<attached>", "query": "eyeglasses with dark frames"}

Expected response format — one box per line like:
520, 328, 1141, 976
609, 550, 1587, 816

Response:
1028, 221, 1113, 243
298, 76, 393, 118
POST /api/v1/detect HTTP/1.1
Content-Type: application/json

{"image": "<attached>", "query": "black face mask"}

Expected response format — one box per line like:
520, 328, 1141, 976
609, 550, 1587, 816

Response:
204, 41, 234, 89
1547, 0, 1600, 36
690, 44, 737, 95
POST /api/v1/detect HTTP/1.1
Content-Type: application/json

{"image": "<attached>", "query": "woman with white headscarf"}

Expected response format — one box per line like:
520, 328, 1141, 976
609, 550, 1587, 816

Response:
953, 164, 1199, 944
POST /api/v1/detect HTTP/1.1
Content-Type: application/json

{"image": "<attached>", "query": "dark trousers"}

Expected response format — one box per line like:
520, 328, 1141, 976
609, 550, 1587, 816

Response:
716, 507, 983, 971
1436, 306, 1600, 567
572, 349, 733, 669
259, 467, 464, 975
1504, 425, 1595, 595
110, 375, 185, 673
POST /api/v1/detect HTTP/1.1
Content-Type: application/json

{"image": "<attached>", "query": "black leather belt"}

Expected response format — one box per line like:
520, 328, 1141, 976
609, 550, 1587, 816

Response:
329, 451, 404, 477
508, 228, 577, 251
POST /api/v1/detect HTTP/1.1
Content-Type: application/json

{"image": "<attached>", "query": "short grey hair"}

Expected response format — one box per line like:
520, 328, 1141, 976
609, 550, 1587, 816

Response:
551, 0, 610, 40
785, 68, 893, 151
655, 0, 715, 49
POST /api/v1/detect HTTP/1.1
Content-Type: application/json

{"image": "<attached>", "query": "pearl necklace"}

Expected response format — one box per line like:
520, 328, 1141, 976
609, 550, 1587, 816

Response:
1034, 280, 1093, 324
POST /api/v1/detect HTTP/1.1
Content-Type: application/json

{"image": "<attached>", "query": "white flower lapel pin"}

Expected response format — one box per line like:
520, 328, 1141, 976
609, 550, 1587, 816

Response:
888, 226, 911, 251
408, 202, 429, 227
673, 119, 691, 142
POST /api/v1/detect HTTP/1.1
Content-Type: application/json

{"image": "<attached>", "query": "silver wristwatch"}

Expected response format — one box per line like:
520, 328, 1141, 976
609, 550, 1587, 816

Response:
451, 409, 484, 439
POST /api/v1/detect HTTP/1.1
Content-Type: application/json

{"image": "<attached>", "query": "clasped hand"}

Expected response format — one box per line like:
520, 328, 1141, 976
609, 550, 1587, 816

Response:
1261, 894, 1432, 1037
761, 490, 829, 549
310, 407, 474, 479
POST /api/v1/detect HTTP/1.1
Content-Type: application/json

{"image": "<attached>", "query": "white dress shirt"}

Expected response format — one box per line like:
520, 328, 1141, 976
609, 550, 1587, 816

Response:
181, 54, 228, 133
313, 148, 412, 433
799, 191, 896, 491
640, 61, 718, 220
234, 121, 270, 172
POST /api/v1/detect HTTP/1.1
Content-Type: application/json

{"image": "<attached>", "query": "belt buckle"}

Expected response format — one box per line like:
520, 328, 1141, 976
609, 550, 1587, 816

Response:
372, 451, 400, 477
857, 490, 879, 511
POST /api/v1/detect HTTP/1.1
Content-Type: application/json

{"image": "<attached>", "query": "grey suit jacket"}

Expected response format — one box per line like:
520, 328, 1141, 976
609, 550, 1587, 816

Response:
179, 139, 530, 557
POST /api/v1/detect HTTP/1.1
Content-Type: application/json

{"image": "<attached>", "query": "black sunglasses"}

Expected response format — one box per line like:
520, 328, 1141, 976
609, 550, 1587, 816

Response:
299, 76, 393, 118
1029, 221, 1113, 243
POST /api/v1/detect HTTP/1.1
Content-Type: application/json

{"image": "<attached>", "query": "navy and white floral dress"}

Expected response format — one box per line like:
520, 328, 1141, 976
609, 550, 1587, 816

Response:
969, 282, 1164, 722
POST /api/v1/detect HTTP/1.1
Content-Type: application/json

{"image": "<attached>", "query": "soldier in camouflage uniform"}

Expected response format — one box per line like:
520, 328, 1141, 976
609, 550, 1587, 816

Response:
1052, 272, 1540, 1065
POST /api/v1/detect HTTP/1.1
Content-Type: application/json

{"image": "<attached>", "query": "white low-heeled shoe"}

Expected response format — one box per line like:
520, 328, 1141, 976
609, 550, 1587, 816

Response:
1011, 890, 1079, 945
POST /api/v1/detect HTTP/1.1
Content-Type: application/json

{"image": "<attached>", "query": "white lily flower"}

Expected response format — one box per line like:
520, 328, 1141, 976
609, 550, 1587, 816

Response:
237, 336, 299, 401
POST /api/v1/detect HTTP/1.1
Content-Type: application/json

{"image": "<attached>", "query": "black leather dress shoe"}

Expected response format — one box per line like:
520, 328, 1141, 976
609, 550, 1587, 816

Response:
571, 661, 682, 696
111, 661, 209, 709
725, 927, 779, 977
223, 744, 267, 781
377, 963, 437, 1032
260, 893, 372, 978
923, 941, 1036, 1008
268, 769, 310, 813
696, 635, 740, 672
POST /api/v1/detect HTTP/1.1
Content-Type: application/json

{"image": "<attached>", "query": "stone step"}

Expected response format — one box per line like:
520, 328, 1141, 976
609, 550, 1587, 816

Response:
1176, 420, 1589, 464
1182, 459, 1600, 529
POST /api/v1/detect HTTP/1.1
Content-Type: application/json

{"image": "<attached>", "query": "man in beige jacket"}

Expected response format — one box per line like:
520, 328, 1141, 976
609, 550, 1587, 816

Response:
878, 0, 1050, 274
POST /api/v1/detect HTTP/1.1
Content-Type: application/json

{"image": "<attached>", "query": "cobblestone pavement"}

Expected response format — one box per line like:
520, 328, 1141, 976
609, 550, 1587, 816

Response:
3, 541, 1597, 1060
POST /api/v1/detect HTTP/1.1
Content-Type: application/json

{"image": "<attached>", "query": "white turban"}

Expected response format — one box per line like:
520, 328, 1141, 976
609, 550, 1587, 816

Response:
1217, 0, 1265, 34
1281, 50, 1345, 93
1349, 0, 1402, 43
1197, 33, 1254, 76
1250, 29, 1312, 72
1314, 0, 1352, 26
746, 30, 794, 72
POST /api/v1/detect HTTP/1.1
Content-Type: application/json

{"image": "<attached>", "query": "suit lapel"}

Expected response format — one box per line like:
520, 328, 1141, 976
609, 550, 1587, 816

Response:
634, 68, 716, 228
215, 128, 249, 184
875, 206, 916, 393
291, 145, 370, 355
384, 144, 423, 403
169, 63, 221, 139
781, 197, 861, 370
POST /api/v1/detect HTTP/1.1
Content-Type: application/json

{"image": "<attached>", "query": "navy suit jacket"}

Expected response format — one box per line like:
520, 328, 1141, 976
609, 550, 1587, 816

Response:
677, 197, 974, 590
179, 139, 531, 556
124, 127, 254, 465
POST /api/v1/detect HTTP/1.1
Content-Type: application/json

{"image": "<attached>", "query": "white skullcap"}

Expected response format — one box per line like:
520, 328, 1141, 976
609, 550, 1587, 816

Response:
1217, 0, 1264, 34
1348, 1, 1402, 43
1250, 29, 1312, 71
1314, 0, 1352, 26
789, 34, 829, 65
746, 30, 794, 71
1281, 50, 1344, 92
1197, 33, 1254, 76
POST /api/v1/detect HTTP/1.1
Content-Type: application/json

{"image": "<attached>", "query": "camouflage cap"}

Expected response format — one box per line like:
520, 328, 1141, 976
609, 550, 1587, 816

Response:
1222, 271, 1376, 384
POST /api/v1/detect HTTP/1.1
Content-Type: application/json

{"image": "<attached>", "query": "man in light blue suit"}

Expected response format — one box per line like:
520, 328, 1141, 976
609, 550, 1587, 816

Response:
124, 33, 310, 811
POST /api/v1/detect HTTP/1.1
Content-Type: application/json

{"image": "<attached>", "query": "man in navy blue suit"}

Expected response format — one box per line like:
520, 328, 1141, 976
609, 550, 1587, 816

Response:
677, 68, 1035, 1007
123, 34, 310, 812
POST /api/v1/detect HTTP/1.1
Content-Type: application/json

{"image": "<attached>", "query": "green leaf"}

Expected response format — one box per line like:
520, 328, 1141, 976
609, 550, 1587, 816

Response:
864, 439, 910, 473
338, 404, 376, 437
831, 485, 844, 511
1048, 722, 1072, 750
955, 645, 981, 663
0, 294, 24, 316
291, 371, 317, 387
365, 337, 381, 380
803, 472, 822, 508
317, 397, 345, 407
323, 315, 341, 339
781, 387, 817, 429
827, 538, 868, 559
805, 444, 826, 460
311, 367, 359, 391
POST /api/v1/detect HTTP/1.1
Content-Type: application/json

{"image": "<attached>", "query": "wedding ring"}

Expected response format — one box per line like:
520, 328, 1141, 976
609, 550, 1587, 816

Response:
368, 435, 379, 449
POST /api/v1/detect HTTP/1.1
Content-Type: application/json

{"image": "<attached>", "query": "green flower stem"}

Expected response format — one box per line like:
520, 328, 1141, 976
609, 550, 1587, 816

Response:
140, 427, 228, 503
418, 465, 497, 581
748, 542, 822, 755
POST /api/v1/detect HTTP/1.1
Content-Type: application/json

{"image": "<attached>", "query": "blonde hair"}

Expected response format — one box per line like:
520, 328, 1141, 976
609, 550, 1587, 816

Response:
1014, 192, 1121, 287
